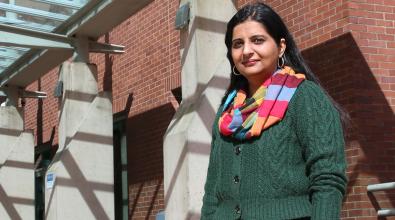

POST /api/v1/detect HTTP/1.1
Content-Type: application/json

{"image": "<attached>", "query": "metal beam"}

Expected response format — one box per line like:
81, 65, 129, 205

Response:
32, 0, 83, 10
0, 16, 55, 32
0, 24, 125, 53
0, 31, 73, 49
0, 49, 73, 87
89, 42, 125, 54
0, 24, 67, 41
0, 23, 70, 44
20, 90, 47, 99
0, 2, 68, 22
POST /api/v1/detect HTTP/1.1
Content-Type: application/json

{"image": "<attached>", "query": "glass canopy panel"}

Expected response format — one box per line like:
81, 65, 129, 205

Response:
0, 0, 91, 78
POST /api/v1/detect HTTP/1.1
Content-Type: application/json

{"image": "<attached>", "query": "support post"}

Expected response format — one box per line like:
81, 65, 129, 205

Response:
0, 86, 35, 220
44, 53, 114, 218
163, 1, 236, 219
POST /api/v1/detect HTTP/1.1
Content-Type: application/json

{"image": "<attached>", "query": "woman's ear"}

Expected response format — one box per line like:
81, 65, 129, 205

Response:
279, 38, 286, 57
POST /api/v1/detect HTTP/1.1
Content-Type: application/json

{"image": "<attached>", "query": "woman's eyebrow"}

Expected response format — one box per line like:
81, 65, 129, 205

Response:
233, 34, 266, 40
250, 34, 266, 38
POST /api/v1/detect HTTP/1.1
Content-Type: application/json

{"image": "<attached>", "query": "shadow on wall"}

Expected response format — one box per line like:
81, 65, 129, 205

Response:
163, 75, 229, 212
127, 103, 175, 220
180, 15, 228, 67
103, 33, 113, 92
51, 149, 113, 219
302, 32, 395, 216
0, 133, 34, 220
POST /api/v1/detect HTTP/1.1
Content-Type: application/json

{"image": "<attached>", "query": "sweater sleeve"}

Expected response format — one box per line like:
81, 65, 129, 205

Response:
201, 111, 221, 219
292, 81, 347, 220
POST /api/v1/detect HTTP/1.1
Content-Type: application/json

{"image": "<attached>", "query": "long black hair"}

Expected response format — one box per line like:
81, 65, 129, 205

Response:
223, 1, 350, 130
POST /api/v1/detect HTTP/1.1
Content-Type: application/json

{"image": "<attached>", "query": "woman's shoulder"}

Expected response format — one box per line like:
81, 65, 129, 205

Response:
295, 79, 324, 95
290, 79, 336, 112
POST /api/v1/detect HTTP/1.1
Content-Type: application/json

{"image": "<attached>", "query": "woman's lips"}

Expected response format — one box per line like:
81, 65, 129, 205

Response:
242, 60, 258, 67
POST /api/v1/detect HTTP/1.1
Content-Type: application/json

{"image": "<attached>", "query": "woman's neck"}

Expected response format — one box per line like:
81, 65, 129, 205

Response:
246, 72, 272, 97
248, 81, 262, 97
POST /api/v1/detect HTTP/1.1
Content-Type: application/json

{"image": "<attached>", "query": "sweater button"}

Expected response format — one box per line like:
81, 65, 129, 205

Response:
234, 146, 241, 155
234, 205, 241, 214
233, 175, 240, 184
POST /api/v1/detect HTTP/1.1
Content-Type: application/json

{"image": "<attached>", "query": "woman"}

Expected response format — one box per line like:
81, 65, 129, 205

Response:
201, 2, 347, 220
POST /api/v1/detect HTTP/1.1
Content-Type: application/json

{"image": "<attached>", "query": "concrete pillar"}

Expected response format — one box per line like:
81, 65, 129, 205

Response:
0, 87, 35, 220
45, 61, 114, 220
163, 1, 236, 219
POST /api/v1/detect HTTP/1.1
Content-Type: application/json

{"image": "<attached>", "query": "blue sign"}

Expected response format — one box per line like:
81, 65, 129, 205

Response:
46, 172, 55, 189
156, 210, 165, 220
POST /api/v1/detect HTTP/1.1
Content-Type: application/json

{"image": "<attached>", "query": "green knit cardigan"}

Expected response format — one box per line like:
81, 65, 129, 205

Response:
201, 80, 347, 220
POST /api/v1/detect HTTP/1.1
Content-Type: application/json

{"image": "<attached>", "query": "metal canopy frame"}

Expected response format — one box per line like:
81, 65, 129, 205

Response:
32, 0, 83, 10
0, 0, 153, 88
0, 23, 125, 51
0, 2, 69, 22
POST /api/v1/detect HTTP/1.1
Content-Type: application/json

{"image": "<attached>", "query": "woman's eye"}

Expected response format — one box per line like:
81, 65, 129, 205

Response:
253, 38, 265, 44
232, 41, 243, 48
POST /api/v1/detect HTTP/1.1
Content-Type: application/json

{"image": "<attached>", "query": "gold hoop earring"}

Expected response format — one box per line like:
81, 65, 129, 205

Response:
278, 56, 285, 68
232, 66, 241, 76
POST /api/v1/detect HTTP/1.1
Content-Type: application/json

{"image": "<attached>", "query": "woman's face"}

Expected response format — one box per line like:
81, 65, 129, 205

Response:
231, 20, 285, 82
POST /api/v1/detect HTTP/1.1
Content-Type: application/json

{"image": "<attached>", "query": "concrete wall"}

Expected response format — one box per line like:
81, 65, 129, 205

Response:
0, 105, 34, 220
163, 1, 236, 219
45, 62, 114, 220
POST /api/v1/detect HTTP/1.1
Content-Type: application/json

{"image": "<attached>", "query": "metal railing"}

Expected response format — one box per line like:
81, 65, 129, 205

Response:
367, 182, 395, 217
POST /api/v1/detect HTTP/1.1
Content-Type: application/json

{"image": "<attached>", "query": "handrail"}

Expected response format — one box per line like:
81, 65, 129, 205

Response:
378, 209, 395, 216
367, 182, 395, 217
367, 182, 395, 192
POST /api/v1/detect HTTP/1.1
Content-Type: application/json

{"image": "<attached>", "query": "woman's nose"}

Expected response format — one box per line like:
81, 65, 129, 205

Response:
242, 42, 253, 56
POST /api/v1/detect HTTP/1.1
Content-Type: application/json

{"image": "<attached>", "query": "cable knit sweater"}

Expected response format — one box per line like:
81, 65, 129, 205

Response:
201, 80, 347, 220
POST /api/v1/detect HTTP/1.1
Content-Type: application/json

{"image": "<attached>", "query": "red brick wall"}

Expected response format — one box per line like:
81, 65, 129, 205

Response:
340, 1, 395, 219
126, 104, 175, 220
25, 69, 59, 146
93, 0, 181, 115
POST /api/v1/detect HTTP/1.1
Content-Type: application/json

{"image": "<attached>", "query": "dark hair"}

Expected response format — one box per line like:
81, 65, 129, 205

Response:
223, 1, 350, 131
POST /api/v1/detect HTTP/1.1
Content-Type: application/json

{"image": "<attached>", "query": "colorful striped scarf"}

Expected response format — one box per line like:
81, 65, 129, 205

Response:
219, 66, 305, 140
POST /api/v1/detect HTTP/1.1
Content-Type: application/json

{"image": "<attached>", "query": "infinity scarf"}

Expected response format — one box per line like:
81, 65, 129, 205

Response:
219, 66, 305, 140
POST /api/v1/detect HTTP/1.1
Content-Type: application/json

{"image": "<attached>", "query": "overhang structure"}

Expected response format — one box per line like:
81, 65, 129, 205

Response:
0, 0, 153, 88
